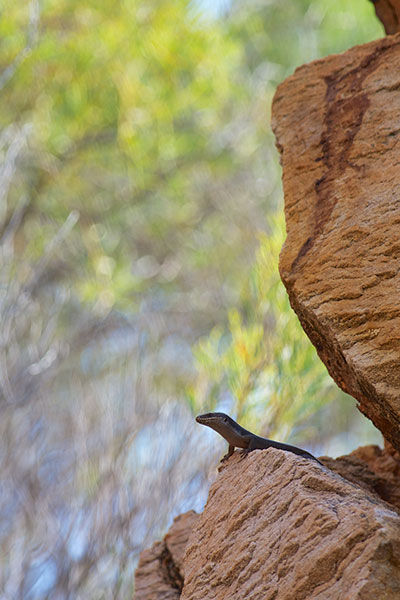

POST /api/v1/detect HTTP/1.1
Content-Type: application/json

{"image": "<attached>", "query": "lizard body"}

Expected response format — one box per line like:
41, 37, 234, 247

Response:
196, 412, 322, 464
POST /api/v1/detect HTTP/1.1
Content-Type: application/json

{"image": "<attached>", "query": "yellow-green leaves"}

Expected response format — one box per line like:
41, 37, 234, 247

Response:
191, 212, 346, 443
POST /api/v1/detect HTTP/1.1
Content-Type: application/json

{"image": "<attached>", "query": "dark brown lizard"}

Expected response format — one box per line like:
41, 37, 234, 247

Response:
196, 412, 322, 464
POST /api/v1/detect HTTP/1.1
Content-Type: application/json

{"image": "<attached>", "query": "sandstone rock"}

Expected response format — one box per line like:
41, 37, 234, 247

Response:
271, 33, 400, 451
134, 511, 198, 600
181, 450, 400, 600
322, 442, 400, 510
370, 0, 400, 34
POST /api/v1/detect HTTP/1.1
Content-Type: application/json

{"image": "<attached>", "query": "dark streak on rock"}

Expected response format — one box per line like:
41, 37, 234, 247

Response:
371, 0, 400, 35
291, 43, 393, 271
160, 545, 184, 593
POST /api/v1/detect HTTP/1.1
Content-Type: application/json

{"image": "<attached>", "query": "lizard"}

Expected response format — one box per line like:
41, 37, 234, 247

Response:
196, 412, 322, 464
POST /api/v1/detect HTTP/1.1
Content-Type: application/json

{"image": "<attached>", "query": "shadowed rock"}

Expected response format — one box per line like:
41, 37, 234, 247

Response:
370, 0, 400, 34
134, 511, 198, 600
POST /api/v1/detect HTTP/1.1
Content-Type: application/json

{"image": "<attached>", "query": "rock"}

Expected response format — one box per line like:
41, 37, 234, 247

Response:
271, 33, 400, 451
370, 0, 400, 34
322, 442, 400, 510
181, 450, 400, 600
134, 511, 198, 600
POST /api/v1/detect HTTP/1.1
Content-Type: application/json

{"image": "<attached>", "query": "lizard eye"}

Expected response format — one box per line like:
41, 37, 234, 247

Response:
224, 417, 228, 422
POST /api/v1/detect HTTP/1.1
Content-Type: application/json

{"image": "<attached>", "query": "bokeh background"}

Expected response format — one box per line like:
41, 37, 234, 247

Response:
0, 1, 384, 597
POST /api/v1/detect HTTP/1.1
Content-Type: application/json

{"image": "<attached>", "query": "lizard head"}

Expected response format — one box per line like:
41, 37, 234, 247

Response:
196, 412, 244, 445
196, 412, 231, 426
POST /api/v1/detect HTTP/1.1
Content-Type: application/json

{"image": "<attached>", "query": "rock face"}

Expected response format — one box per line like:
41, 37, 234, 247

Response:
134, 511, 198, 600
323, 440, 400, 511
135, 449, 400, 599
271, 33, 400, 452
370, 0, 400, 34
181, 451, 400, 600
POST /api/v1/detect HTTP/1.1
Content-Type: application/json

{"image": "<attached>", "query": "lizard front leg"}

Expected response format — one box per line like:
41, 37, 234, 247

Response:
221, 444, 235, 462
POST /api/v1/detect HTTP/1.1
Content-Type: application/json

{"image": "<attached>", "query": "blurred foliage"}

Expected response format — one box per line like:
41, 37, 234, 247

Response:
229, 0, 383, 79
191, 214, 341, 445
0, 0, 384, 597
1, 0, 271, 331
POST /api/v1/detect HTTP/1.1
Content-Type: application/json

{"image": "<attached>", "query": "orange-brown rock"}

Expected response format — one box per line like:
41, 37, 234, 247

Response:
322, 441, 400, 510
181, 451, 400, 600
370, 0, 400, 34
134, 511, 198, 600
271, 33, 400, 452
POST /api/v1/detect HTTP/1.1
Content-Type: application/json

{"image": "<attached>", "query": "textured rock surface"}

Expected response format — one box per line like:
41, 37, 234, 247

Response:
370, 0, 400, 34
272, 33, 400, 451
323, 441, 400, 510
182, 450, 400, 600
134, 511, 198, 600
